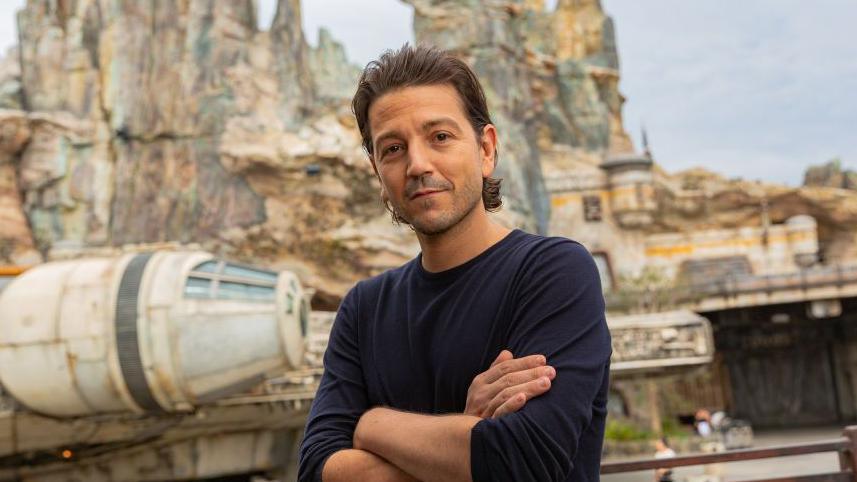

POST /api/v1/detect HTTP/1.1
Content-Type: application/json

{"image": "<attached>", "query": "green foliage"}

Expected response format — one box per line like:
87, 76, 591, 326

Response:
604, 418, 653, 441
605, 266, 680, 313
661, 416, 690, 439
830, 157, 843, 170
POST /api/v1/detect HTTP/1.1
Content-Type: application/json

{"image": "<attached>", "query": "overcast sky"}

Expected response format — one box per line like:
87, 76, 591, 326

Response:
2, 1, 855, 186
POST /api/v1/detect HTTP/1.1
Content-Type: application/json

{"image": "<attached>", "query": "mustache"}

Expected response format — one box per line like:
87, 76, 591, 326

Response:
404, 177, 453, 198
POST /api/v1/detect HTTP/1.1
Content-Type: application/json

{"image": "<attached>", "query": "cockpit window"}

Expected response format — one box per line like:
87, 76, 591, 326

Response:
185, 260, 277, 302
217, 280, 275, 301
221, 264, 278, 283
184, 276, 213, 298
193, 261, 220, 273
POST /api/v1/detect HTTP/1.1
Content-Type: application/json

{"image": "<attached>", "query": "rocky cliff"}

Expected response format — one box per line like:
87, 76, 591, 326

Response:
2, 0, 855, 303
653, 166, 857, 263
0, 0, 631, 302
0, 0, 413, 305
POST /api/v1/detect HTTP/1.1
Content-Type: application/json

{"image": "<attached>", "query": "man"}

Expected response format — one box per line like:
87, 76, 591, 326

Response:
298, 44, 611, 482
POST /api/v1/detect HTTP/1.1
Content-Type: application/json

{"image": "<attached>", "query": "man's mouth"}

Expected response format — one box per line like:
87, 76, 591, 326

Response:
410, 189, 444, 200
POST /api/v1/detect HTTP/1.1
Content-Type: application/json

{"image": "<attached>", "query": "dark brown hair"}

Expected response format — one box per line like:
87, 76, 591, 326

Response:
352, 44, 502, 218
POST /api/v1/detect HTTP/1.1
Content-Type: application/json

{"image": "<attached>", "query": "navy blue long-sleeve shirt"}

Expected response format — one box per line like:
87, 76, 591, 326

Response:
298, 229, 611, 482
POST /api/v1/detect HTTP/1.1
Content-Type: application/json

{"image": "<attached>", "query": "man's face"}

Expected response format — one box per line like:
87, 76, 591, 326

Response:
368, 84, 496, 236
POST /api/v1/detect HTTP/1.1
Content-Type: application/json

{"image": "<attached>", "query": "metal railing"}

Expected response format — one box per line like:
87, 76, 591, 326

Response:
606, 264, 857, 312
601, 426, 857, 482
690, 265, 857, 297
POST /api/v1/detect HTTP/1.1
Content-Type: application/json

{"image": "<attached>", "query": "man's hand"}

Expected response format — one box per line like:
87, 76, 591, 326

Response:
464, 350, 555, 419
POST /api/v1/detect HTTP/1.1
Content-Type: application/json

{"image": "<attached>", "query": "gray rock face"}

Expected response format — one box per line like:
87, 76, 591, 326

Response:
310, 28, 362, 104
403, 0, 635, 233
0, 48, 22, 110
0, 0, 635, 301
1, 0, 402, 302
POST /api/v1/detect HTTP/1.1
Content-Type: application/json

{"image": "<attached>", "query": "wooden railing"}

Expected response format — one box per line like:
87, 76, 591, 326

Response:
601, 426, 857, 481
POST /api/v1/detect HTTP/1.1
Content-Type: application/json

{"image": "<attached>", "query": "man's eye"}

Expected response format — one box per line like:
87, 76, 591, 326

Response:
435, 132, 449, 142
384, 145, 402, 155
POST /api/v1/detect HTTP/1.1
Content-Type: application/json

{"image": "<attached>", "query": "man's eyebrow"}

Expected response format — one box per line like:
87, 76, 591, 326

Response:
373, 117, 463, 150
374, 130, 401, 147
421, 117, 462, 131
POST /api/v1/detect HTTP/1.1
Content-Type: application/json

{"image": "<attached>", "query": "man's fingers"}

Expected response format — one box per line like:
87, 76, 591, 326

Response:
483, 376, 552, 417
483, 354, 546, 384
492, 392, 526, 419
476, 366, 555, 409
499, 365, 555, 389
490, 349, 513, 368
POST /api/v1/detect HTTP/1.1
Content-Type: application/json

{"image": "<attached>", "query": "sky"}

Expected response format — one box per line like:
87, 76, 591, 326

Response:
2, 1, 855, 186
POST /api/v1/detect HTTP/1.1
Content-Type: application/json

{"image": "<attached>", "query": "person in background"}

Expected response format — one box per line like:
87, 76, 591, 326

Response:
654, 436, 676, 482
695, 408, 712, 437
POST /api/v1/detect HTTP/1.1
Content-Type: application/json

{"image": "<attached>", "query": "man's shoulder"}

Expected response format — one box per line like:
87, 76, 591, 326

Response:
511, 231, 595, 269
350, 258, 417, 298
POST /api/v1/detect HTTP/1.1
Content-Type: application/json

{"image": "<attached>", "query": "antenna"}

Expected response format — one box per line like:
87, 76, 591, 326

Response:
641, 124, 652, 159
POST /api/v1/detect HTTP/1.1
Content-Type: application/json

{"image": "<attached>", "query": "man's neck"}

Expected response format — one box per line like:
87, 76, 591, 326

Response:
417, 209, 512, 273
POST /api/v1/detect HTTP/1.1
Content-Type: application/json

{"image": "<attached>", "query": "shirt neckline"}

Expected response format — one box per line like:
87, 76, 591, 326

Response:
414, 229, 523, 283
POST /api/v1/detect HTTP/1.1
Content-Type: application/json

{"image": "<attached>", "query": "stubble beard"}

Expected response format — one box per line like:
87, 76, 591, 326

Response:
391, 178, 483, 237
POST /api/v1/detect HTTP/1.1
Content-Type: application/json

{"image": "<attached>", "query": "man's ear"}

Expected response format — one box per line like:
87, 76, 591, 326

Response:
479, 124, 498, 178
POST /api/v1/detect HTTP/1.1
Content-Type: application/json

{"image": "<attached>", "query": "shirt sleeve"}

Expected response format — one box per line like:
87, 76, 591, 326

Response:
469, 240, 612, 482
298, 285, 368, 482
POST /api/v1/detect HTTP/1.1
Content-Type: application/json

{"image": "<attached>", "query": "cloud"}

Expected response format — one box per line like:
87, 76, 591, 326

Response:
602, 0, 857, 185
299, 0, 414, 66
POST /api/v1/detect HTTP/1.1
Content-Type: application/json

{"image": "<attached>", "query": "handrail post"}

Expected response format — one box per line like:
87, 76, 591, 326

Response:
840, 425, 857, 478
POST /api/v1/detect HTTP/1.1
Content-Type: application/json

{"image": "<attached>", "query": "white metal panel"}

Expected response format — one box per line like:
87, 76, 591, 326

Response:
143, 305, 188, 409
277, 271, 306, 369
186, 358, 284, 398
177, 313, 281, 379
65, 337, 127, 412
0, 342, 91, 416
56, 258, 116, 340
0, 261, 76, 344
137, 252, 178, 410
140, 251, 213, 409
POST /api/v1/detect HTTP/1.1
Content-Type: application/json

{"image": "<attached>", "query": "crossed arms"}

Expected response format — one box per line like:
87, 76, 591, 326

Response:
323, 351, 554, 482
298, 241, 612, 482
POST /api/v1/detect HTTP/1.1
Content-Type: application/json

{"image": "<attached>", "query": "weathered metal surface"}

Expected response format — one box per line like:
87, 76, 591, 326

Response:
607, 310, 714, 377
4, 429, 301, 482
0, 252, 307, 417
606, 264, 857, 313
691, 265, 857, 312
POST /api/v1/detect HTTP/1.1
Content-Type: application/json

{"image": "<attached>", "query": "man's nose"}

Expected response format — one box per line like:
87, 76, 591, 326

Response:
405, 141, 434, 178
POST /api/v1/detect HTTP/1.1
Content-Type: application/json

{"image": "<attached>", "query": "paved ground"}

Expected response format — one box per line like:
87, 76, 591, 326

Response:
602, 426, 844, 482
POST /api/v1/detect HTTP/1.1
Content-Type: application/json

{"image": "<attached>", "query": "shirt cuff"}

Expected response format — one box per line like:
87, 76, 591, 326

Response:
470, 418, 492, 482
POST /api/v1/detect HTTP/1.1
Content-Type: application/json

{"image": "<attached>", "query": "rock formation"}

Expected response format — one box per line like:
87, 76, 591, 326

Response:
2, 0, 856, 304
656, 167, 857, 264
403, 0, 634, 232
0, 0, 415, 305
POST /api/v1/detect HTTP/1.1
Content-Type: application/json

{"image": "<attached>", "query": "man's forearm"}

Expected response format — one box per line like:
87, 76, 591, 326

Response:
354, 407, 480, 482
323, 449, 420, 482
